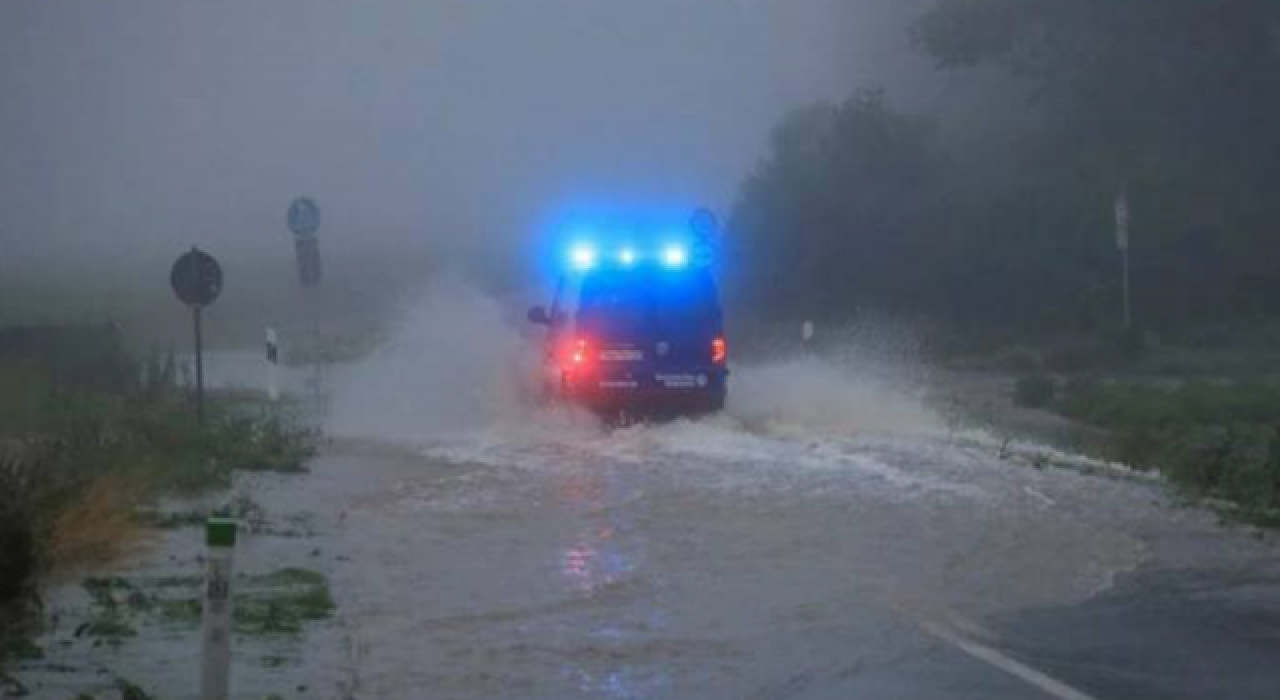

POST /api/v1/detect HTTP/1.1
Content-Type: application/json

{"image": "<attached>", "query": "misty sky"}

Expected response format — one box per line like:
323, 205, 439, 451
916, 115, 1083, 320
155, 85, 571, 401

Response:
0, 0, 933, 302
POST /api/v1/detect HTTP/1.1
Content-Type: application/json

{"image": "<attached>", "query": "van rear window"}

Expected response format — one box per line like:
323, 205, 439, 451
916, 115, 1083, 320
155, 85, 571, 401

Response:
577, 269, 721, 330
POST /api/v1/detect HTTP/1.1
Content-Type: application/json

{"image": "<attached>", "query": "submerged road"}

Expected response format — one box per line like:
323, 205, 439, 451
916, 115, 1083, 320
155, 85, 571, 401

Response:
278, 414, 1280, 700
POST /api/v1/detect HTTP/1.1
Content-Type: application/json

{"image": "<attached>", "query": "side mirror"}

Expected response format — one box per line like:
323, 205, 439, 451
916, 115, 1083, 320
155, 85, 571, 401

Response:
527, 306, 551, 325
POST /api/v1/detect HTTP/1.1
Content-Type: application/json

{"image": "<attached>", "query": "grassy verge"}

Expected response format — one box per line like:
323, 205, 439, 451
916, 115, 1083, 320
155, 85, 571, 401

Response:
77, 566, 335, 640
1051, 378, 1280, 523
940, 324, 1280, 525
0, 325, 316, 628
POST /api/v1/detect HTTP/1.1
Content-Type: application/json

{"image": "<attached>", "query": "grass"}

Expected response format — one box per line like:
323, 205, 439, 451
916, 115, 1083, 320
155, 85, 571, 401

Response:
44, 474, 144, 577
0, 637, 43, 662
1, 398, 315, 601
234, 568, 336, 636
938, 322, 1280, 525
938, 320, 1280, 380
1014, 373, 1057, 409
0, 324, 317, 653
1052, 378, 1280, 522
125, 566, 336, 638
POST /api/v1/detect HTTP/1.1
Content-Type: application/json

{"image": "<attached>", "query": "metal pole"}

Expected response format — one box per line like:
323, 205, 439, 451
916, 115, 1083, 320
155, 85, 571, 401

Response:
194, 304, 205, 425
1115, 191, 1133, 331
1121, 247, 1132, 330
310, 289, 321, 407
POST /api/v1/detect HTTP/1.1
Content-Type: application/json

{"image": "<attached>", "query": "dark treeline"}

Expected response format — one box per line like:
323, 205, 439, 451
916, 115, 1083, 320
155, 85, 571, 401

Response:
728, 0, 1280, 335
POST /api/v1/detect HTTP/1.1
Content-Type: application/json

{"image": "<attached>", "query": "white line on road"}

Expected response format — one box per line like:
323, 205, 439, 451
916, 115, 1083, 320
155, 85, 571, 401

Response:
913, 615, 1102, 700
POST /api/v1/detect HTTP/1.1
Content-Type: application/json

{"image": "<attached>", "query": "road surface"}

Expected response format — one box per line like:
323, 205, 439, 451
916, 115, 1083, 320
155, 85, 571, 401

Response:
296, 407, 1277, 700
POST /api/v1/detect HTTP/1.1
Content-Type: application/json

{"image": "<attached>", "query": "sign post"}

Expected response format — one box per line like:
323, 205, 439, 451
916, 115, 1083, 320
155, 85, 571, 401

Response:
265, 327, 280, 402
1115, 192, 1132, 330
200, 518, 237, 700
287, 197, 324, 404
294, 235, 322, 289
170, 248, 223, 425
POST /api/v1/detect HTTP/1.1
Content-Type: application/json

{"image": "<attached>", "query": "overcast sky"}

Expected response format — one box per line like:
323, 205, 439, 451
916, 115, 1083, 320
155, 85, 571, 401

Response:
0, 0, 934, 301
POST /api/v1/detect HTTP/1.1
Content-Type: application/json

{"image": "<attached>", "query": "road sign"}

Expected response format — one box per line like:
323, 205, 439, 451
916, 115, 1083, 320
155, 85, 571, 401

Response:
170, 248, 223, 307
288, 197, 321, 238
690, 208, 719, 238
295, 235, 322, 288
170, 247, 222, 425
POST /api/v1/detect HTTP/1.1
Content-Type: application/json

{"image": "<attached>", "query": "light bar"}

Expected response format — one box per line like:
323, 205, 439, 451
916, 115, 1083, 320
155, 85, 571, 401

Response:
661, 244, 688, 268
569, 244, 596, 271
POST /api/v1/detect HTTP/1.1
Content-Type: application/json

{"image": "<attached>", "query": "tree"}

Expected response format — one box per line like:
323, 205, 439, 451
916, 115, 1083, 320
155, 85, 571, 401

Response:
728, 91, 950, 320
913, 0, 1280, 323
731, 3, 1280, 332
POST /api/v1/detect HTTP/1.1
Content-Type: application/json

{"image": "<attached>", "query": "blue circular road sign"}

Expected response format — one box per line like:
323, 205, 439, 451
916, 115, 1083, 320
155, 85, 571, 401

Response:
287, 197, 321, 237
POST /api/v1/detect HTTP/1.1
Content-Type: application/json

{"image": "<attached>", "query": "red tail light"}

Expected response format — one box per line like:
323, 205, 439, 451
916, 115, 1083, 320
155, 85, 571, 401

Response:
572, 337, 590, 365
563, 336, 592, 370
712, 336, 727, 364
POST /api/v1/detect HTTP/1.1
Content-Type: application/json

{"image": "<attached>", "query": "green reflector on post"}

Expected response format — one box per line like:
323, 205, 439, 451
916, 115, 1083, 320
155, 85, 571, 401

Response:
206, 518, 238, 548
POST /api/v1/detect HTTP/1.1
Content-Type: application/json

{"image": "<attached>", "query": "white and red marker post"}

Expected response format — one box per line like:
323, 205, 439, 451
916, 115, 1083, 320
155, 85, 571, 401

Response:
201, 518, 237, 700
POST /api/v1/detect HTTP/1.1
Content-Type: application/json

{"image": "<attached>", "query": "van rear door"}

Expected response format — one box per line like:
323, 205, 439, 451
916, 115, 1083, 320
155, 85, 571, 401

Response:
576, 269, 722, 371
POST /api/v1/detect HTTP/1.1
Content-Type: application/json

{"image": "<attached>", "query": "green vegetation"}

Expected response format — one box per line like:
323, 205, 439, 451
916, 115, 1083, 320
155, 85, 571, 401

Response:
0, 324, 316, 625
234, 571, 336, 636
113, 677, 155, 700
73, 566, 335, 641
0, 637, 43, 663
76, 614, 137, 641
1014, 374, 1057, 410
731, 2, 1280, 332
1052, 379, 1280, 522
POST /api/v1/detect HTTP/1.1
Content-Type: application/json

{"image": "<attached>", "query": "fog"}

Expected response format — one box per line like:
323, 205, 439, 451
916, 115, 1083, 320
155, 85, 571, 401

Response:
0, 0, 937, 338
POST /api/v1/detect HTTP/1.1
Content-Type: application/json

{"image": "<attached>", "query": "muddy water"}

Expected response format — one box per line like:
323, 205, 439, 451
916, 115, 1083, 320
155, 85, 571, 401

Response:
312, 415, 1252, 699
9, 287, 1277, 698
5, 468, 353, 699
8, 393, 1274, 699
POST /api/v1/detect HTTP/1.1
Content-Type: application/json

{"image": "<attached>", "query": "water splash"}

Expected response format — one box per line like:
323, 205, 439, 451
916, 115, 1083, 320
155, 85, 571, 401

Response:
326, 274, 543, 441
327, 277, 943, 451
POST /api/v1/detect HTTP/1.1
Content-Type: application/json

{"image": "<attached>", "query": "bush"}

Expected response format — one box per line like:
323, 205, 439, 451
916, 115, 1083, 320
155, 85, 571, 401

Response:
1042, 336, 1116, 373
1006, 347, 1043, 372
0, 469, 36, 605
1014, 373, 1057, 409
1049, 378, 1280, 519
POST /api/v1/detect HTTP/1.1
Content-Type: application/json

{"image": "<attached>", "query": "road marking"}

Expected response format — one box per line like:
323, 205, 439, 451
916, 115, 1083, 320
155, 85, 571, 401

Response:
913, 615, 1101, 700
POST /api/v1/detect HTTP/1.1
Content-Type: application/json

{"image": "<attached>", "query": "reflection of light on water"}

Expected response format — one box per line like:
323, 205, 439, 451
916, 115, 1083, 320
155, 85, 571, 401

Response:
558, 469, 636, 593
563, 525, 618, 592
562, 522, 644, 594
555, 468, 672, 698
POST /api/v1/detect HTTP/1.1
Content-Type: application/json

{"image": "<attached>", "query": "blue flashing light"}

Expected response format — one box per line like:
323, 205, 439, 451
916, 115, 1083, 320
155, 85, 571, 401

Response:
661, 244, 688, 268
569, 244, 597, 271
618, 247, 638, 266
